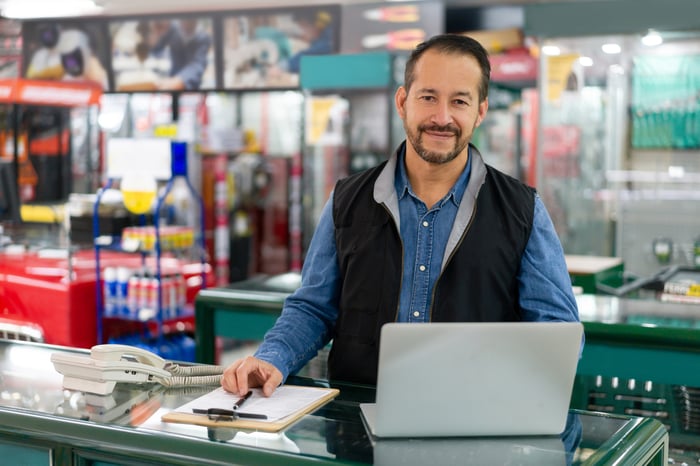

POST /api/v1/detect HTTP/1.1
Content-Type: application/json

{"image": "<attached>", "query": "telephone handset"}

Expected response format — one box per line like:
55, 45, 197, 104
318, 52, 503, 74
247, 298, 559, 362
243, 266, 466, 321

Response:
51, 344, 225, 395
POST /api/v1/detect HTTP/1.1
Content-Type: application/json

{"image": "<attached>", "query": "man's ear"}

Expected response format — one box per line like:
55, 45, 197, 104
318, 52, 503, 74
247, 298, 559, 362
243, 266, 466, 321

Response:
475, 97, 489, 128
395, 86, 407, 119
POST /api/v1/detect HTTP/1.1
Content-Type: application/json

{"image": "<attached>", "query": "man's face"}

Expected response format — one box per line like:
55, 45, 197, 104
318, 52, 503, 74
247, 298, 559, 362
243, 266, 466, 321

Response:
180, 20, 198, 40
395, 49, 488, 165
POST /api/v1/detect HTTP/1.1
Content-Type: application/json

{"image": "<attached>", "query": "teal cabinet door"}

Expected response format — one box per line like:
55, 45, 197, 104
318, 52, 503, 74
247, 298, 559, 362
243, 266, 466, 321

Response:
0, 442, 51, 466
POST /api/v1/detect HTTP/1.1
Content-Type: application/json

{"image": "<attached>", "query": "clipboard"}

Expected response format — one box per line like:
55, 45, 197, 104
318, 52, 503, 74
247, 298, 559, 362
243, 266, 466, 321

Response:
161, 385, 339, 433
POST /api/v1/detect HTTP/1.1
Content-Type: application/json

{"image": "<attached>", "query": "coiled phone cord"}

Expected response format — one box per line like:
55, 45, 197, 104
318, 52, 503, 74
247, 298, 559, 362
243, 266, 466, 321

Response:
158, 362, 226, 388
158, 374, 223, 388
164, 362, 225, 376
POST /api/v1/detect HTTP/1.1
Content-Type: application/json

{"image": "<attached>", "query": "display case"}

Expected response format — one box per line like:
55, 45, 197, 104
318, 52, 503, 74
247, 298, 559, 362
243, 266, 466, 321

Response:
0, 339, 671, 466
299, 52, 403, 256
524, 1, 700, 277
573, 293, 700, 463
0, 79, 105, 348
196, 90, 301, 278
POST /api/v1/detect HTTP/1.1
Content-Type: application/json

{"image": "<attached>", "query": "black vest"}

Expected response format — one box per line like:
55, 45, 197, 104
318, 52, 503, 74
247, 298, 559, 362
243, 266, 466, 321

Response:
328, 153, 535, 385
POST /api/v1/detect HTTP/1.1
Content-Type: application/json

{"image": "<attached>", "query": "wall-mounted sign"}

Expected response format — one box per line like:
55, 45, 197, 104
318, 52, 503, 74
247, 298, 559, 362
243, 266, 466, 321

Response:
0, 78, 102, 106
339, 1, 443, 54
490, 50, 537, 83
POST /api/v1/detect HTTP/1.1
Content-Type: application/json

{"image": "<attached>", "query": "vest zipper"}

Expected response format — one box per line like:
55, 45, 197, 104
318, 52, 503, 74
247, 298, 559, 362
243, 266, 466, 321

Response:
427, 202, 478, 322
381, 202, 403, 322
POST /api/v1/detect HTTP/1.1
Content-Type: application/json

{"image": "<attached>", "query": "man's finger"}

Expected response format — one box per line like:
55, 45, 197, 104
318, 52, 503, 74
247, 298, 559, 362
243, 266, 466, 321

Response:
261, 369, 282, 397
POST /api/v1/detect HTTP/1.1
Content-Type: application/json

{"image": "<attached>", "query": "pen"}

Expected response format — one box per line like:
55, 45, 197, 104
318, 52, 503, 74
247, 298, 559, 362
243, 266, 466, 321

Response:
233, 390, 253, 411
192, 408, 268, 420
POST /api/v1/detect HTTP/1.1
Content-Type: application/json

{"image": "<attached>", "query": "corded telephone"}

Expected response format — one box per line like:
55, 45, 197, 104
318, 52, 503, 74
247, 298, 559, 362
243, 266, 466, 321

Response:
56, 385, 161, 425
51, 344, 225, 395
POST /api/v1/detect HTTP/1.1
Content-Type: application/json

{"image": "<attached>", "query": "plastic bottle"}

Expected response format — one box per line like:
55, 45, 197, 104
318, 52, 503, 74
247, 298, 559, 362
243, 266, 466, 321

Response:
116, 267, 131, 317
138, 272, 152, 320
103, 267, 117, 317
176, 273, 187, 316
127, 273, 141, 319
162, 274, 178, 320
146, 275, 160, 321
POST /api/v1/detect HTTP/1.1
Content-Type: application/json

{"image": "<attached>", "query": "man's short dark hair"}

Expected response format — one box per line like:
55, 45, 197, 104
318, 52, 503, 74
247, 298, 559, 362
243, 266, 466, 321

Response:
404, 34, 491, 102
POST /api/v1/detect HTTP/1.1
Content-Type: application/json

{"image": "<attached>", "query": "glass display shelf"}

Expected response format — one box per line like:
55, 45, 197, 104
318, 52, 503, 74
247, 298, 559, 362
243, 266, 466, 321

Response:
0, 340, 668, 466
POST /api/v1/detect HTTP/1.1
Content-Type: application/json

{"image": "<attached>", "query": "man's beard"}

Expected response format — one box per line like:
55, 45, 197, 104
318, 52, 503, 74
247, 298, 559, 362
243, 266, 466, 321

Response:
404, 122, 469, 165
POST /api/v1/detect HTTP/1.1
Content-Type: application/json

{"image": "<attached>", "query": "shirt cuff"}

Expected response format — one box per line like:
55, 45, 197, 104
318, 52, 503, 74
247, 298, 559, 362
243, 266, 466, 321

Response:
253, 347, 292, 383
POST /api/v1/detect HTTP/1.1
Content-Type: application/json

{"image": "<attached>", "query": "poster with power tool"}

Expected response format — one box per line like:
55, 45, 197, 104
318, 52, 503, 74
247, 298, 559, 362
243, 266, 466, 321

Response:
221, 5, 340, 89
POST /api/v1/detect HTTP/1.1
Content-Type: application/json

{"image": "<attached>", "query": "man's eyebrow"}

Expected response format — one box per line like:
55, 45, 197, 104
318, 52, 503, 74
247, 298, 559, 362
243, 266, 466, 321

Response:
453, 90, 475, 100
414, 87, 475, 100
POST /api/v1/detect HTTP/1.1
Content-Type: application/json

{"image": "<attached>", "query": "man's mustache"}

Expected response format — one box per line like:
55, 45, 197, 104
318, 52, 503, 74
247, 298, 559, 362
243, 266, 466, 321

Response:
419, 124, 460, 136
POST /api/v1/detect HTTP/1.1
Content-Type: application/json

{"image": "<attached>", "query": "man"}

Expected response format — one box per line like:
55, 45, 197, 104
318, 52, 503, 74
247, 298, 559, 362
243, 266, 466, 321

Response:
222, 34, 580, 396
149, 19, 212, 90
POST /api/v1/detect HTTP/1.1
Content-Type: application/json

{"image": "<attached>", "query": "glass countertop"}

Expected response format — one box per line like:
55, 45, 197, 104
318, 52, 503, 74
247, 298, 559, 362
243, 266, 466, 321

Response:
577, 293, 700, 330
0, 340, 664, 465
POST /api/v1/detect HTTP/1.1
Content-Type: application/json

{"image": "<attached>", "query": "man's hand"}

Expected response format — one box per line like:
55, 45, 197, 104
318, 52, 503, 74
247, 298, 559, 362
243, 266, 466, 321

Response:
221, 356, 283, 397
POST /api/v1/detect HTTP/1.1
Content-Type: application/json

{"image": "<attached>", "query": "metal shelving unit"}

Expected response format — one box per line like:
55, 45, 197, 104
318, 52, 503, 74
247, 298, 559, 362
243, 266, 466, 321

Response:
93, 140, 207, 358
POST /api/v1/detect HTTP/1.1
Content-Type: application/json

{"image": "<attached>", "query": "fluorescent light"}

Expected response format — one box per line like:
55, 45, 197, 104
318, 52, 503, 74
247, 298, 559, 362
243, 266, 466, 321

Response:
579, 56, 594, 67
541, 45, 561, 56
668, 165, 685, 178
2, 0, 103, 18
601, 43, 621, 54
641, 30, 663, 47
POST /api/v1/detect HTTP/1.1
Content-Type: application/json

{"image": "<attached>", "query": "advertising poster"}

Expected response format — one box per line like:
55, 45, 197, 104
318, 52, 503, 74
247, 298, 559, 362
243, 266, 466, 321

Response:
339, 1, 443, 54
546, 53, 579, 101
22, 21, 111, 90
0, 19, 22, 78
110, 16, 216, 92
221, 6, 339, 89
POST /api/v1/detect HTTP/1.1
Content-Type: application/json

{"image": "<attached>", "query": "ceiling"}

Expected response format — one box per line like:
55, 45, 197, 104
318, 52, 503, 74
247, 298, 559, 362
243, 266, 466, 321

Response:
97, 0, 378, 16
0, 0, 558, 19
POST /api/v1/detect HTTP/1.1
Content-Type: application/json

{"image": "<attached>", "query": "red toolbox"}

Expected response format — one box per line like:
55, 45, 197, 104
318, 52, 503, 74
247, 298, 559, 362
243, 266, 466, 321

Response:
0, 248, 211, 348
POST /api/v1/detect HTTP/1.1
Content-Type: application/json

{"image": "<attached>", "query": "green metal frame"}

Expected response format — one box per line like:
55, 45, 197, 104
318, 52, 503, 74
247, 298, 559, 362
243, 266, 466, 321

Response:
194, 286, 289, 364
578, 321, 700, 386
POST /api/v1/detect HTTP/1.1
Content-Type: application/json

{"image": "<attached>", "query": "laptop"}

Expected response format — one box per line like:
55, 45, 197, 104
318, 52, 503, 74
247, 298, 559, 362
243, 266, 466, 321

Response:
371, 435, 569, 466
360, 321, 583, 438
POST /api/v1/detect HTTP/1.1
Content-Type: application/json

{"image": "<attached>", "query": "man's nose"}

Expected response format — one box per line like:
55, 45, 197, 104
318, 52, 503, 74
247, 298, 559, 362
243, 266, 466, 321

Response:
430, 101, 453, 126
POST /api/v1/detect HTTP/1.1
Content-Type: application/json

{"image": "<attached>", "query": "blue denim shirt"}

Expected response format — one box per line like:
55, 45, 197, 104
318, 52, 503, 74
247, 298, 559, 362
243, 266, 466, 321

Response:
255, 146, 580, 381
